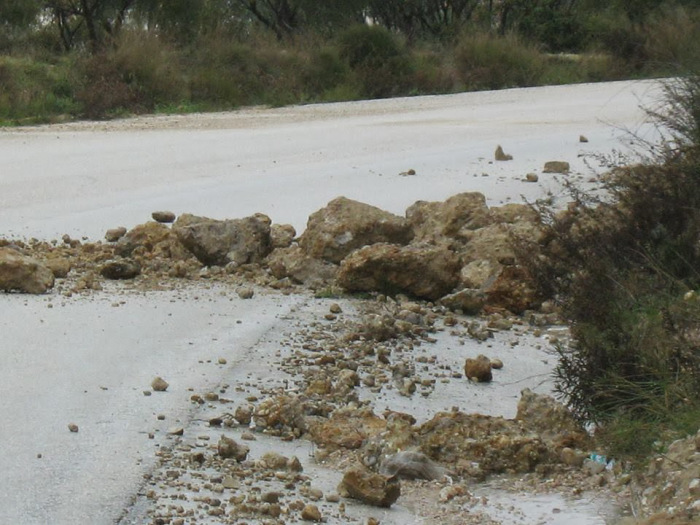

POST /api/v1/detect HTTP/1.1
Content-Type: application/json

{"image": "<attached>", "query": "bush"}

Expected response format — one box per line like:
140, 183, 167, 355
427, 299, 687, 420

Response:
454, 32, 545, 90
643, 6, 700, 74
520, 75, 700, 458
0, 56, 78, 123
337, 25, 413, 99
76, 31, 186, 118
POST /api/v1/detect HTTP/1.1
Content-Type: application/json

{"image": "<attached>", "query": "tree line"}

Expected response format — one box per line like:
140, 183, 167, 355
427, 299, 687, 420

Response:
2, 0, 697, 53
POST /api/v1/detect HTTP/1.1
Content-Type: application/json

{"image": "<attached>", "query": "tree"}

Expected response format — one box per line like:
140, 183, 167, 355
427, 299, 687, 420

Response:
0, 0, 42, 27
366, 0, 481, 40
43, 0, 137, 51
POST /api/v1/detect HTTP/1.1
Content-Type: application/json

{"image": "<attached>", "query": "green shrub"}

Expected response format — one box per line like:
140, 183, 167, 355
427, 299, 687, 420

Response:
643, 6, 700, 74
75, 31, 187, 118
337, 25, 413, 99
454, 32, 545, 90
519, 75, 700, 459
0, 56, 78, 123
585, 12, 648, 73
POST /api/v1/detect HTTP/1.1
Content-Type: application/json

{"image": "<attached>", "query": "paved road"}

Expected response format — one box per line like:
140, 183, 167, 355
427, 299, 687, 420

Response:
0, 81, 661, 523
1, 80, 659, 241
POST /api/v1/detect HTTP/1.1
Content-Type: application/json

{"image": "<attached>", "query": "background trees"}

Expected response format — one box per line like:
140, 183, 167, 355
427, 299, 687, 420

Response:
0, 0, 698, 123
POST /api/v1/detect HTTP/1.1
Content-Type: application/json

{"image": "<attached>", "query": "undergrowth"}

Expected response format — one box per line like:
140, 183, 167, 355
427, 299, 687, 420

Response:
1, 9, 699, 124
519, 75, 700, 462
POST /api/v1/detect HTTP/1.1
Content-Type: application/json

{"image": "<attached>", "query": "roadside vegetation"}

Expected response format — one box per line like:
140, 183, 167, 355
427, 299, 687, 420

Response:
520, 74, 700, 463
1, 0, 699, 124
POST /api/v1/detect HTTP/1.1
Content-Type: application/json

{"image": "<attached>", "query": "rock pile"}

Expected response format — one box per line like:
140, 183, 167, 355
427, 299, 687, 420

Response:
1, 191, 546, 315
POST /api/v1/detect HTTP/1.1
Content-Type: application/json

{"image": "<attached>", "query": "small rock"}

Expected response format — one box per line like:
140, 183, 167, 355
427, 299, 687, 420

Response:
100, 259, 141, 280
330, 303, 342, 314
525, 173, 539, 182
399, 169, 416, 176
262, 491, 282, 503
689, 478, 700, 497
151, 377, 169, 392
167, 427, 184, 436
543, 161, 570, 174
217, 435, 249, 462
234, 405, 253, 425
464, 355, 493, 382
68, 423, 79, 433
560, 447, 585, 467
105, 227, 127, 242
583, 458, 606, 475
151, 211, 176, 223
237, 287, 254, 299
495, 145, 513, 161
45, 258, 72, 278
439, 485, 468, 502
338, 467, 400, 508
579, 135, 588, 143
490, 358, 504, 370
270, 223, 297, 249
301, 504, 322, 522
217, 357, 227, 365
380, 451, 446, 480
307, 488, 324, 501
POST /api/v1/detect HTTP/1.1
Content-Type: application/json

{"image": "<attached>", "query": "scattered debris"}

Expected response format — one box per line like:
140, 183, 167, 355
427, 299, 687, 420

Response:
495, 145, 513, 161
543, 161, 570, 173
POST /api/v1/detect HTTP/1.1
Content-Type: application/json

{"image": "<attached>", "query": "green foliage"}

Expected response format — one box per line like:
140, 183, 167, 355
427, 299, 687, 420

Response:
0, 56, 78, 124
454, 31, 545, 90
337, 25, 413, 98
516, 1, 586, 52
75, 31, 187, 118
519, 75, 700, 460
1, 1, 699, 123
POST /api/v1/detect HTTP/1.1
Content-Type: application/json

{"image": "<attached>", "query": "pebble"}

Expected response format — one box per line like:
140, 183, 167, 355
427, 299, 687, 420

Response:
237, 287, 254, 299
68, 423, 79, 433
301, 503, 322, 522
151, 377, 169, 392
151, 211, 176, 223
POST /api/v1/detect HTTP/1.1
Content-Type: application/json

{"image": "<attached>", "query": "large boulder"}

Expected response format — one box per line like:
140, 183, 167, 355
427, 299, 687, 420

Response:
299, 197, 413, 264
115, 221, 190, 261
406, 193, 491, 244
417, 411, 553, 475
0, 247, 55, 294
488, 203, 540, 225
308, 407, 386, 450
174, 213, 272, 266
516, 389, 587, 444
266, 246, 337, 288
482, 265, 540, 314
337, 243, 460, 301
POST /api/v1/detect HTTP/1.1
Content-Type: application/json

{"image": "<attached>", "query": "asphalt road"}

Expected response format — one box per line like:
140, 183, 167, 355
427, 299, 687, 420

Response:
0, 80, 661, 524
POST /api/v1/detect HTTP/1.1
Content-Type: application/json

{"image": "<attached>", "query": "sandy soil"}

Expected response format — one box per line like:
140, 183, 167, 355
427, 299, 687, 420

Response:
0, 80, 665, 524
